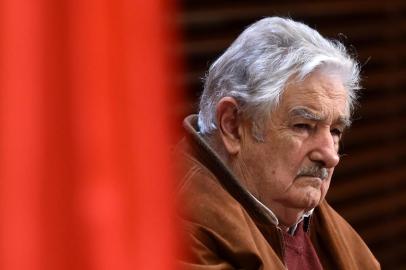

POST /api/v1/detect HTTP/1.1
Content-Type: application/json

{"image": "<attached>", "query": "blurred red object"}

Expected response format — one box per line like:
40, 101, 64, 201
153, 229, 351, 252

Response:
0, 0, 180, 269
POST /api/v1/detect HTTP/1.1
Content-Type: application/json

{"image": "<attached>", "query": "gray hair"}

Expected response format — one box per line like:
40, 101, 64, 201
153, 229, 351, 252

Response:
197, 17, 360, 140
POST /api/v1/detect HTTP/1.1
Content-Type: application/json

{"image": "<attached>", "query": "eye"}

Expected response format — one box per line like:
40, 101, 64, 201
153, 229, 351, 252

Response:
331, 128, 343, 138
293, 123, 312, 131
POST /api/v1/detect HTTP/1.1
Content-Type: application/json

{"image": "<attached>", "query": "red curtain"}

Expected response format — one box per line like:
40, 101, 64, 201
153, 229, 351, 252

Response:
0, 0, 179, 269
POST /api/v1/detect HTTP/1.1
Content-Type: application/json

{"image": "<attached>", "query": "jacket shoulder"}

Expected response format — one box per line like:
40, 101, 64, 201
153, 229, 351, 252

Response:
311, 201, 381, 269
176, 158, 284, 269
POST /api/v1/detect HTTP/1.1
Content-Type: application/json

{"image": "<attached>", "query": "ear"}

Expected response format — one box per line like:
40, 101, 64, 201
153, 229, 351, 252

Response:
216, 97, 242, 155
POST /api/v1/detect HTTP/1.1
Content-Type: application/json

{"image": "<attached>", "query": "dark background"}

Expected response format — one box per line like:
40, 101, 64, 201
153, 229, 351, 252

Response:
177, 0, 406, 269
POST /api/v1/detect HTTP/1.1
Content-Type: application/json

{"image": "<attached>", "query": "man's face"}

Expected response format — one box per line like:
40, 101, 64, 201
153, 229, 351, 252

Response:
237, 70, 349, 225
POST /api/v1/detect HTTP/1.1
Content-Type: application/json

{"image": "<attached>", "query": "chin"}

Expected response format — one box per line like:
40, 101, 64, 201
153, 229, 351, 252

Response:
286, 197, 319, 211
283, 188, 323, 210
301, 189, 322, 209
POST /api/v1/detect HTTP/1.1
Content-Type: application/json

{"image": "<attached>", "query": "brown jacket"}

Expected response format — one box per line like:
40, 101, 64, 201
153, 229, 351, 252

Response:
176, 115, 380, 270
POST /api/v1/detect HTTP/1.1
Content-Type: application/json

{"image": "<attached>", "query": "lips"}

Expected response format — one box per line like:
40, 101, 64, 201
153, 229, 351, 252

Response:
297, 176, 323, 187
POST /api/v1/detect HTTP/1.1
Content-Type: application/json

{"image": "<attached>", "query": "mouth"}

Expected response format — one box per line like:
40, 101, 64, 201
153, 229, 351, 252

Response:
298, 175, 323, 181
295, 175, 323, 187
297, 173, 323, 179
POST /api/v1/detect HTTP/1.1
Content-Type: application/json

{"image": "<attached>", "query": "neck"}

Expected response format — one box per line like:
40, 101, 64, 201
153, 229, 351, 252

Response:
266, 202, 307, 227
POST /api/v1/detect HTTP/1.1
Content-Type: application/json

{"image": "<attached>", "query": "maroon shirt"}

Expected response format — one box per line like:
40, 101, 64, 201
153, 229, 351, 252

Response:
282, 221, 324, 270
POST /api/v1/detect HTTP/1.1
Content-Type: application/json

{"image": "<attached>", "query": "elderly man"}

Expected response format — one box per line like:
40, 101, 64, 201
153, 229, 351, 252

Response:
176, 17, 380, 269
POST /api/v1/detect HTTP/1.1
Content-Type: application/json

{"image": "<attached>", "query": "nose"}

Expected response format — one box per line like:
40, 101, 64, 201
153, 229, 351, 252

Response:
308, 128, 340, 168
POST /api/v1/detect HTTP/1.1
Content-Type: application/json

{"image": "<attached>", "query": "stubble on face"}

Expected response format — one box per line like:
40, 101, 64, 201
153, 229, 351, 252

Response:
232, 70, 349, 225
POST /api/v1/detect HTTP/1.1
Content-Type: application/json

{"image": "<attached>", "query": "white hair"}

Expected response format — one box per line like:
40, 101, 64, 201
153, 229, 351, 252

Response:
197, 17, 360, 139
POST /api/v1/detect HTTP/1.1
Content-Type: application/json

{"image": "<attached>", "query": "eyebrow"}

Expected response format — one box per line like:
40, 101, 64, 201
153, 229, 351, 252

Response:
288, 106, 352, 128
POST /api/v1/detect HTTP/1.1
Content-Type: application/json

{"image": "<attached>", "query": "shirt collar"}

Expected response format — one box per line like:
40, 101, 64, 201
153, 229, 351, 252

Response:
287, 209, 314, 235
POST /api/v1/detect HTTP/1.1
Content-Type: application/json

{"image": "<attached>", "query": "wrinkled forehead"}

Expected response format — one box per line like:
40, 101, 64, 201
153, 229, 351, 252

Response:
278, 71, 350, 120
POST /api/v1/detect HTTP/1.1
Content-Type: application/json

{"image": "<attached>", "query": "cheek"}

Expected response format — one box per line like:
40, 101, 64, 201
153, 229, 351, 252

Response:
320, 176, 332, 198
277, 138, 306, 173
261, 134, 307, 183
